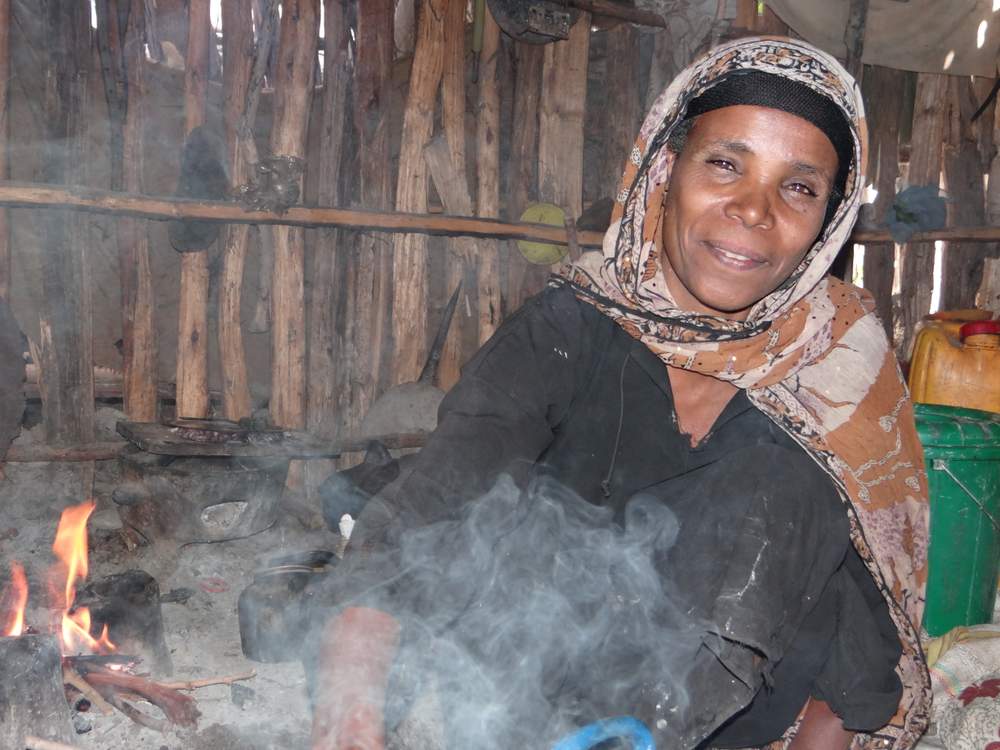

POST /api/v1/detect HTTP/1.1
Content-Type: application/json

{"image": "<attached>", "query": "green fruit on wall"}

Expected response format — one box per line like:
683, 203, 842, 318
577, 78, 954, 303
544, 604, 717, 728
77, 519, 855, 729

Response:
517, 203, 568, 265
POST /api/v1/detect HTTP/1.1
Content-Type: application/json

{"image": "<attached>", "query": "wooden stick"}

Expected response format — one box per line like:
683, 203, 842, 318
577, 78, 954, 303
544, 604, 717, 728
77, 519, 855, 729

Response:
0, 0, 9, 299
565, 0, 666, 27
391, 0, 447, 386
63, 664, 115, 715
81, 669, 200, 727
219, 0, 261, 422
10, 179, 1000, 246
539, 13, 590, 223
475, 7, 502, 348
508, 41, 547, 312
175, 0, 212, 420
23, 738, 80, 750
5, 442, 128, 461
899, 72, 948, 356
338, 0, 394, 444
120, 0, 158, 422
0, 181, 604, 245
159, 669, 256, 691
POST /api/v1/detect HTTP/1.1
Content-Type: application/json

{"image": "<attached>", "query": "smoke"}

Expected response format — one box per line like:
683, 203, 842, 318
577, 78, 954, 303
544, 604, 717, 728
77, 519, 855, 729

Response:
332, 474, 713, 750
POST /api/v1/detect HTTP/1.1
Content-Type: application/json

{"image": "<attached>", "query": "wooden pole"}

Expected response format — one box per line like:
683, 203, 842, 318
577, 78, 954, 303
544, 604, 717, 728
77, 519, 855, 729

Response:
475, 7, 501, 346
861, 65, 905, 341
425, 135, 475, 390
437, 0, 472, 391
391, 0, 446, 385
843, 0, 869, 81
539, 13, 590, 223
899, 72, 947, 358
507, 42, 546, 312
120, 0, 158, 421
219, 0, 257, 421
600, 21, 641, 199
175, 0, 211, 419
338, 0, 394, 441
0, 0, 9, 299
268, 0, 319, 431
305, 0, 350, 496
38, 0, 94, 445
0, 181, 607, 244
941, 75, 990, 310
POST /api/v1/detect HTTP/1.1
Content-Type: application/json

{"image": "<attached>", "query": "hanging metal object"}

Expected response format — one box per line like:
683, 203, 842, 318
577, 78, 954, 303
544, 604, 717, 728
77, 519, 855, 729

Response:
487, 0, 580, 44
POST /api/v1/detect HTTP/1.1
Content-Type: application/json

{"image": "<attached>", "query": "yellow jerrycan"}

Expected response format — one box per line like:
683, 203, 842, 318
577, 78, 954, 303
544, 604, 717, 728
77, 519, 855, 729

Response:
909, 316, 1000, 414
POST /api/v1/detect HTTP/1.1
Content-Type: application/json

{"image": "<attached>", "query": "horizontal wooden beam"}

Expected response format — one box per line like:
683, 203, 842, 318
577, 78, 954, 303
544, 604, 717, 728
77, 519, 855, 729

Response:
850, 226, 1000, 243
566, 0, 667, 27
2, 432, 428, 462
5, 181, 999, 247
0, 181, 605, 247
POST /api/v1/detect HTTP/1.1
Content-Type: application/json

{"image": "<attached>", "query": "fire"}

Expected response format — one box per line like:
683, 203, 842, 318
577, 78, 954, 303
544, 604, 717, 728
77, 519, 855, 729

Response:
1, 499, 114, 653
1, 562, 28, 636
51, 500, 115, 654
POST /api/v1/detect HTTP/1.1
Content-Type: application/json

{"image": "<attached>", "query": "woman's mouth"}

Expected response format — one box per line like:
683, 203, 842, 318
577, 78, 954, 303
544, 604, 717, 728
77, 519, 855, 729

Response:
703, 241, 767, 270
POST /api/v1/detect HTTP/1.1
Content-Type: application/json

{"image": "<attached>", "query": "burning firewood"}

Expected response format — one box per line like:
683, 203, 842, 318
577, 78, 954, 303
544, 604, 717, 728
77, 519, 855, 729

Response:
73, 665, 201, 728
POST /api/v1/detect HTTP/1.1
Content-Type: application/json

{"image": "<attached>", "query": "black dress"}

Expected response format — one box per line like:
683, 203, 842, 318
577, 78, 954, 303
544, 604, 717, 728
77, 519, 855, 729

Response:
315, 285, 902, 749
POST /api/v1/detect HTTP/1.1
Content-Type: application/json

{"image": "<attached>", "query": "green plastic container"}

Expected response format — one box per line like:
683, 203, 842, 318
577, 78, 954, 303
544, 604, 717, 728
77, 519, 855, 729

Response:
915, 403, 1000, 637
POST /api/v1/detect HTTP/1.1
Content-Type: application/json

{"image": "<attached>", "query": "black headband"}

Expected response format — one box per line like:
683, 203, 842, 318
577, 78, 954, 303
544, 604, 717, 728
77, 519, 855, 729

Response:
685, 70, 854, 195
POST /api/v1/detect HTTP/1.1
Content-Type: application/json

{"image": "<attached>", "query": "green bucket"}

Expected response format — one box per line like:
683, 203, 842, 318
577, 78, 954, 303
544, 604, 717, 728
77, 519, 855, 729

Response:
915, 403, 1000, 637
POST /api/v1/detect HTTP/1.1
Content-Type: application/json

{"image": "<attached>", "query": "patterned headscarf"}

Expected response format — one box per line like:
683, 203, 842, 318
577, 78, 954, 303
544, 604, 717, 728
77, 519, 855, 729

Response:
557, 37, 930, 749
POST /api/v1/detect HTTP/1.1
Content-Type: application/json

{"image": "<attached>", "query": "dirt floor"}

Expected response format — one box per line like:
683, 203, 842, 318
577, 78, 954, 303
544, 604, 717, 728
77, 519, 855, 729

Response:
0, 409, 338, 750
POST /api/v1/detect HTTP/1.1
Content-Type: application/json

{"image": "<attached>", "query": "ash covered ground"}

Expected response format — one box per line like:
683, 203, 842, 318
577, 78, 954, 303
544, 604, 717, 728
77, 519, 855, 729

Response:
0, 409, 338, 750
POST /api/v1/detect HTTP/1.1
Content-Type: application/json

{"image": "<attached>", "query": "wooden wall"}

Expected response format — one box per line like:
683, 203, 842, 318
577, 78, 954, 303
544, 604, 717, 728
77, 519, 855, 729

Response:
0, 0, 997, 454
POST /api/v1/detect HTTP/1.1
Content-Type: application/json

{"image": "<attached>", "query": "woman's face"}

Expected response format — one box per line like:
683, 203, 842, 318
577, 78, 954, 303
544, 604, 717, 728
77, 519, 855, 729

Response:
659, 104, 840, 321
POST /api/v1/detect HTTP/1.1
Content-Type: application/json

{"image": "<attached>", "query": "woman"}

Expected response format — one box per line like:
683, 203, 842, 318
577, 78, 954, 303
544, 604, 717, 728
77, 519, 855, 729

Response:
310, 36, 930, 750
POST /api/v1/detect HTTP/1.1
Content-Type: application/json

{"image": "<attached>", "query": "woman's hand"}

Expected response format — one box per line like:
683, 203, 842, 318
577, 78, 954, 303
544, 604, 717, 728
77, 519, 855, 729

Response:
310, 607, 401, 750
788, 698, 854, 750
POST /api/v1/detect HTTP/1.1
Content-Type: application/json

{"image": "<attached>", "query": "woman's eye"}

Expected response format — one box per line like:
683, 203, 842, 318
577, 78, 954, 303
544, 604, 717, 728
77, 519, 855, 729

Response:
707, 158, 736, 172
786, 182, 819, 198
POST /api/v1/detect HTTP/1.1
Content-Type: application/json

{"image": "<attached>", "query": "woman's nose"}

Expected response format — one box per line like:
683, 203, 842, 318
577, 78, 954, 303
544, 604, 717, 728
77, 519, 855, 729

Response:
723, 183, 774, 230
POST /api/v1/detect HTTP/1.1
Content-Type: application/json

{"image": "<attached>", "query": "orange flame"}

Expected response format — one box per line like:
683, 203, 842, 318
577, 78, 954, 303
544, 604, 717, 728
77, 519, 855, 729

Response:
1, 562, 28, 636
51, 500, 115, 654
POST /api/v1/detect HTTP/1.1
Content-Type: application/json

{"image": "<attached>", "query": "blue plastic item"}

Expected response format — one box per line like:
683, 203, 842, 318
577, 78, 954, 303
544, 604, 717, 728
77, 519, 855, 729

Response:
550, 717, 656, 750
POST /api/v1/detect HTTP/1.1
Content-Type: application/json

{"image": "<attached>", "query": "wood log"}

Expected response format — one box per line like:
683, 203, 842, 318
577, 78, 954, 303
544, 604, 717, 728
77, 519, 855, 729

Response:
843, 0, 869, 80
219, 0, 263, 421
78, 668, 199, 727
942, 75, 992, 310
306, 0, 351, 500
38, 1, 94, 446
600, 22, 641, 199
539, 13, 590, 222
442, 0, 467, 187
861, 64, 905, 341
507, 42, 546, 312
979, 257, 1000, 312
4, 442, 128, 462
0, 0, 8, 299
425, 135, 475, 390
0, 181, 604, 244
899, 73, 947, 358
475, 7, 501, 347
437, 0, 472, 391
245, 1, 279, 335
391, 0, 447, 386
565, 0, 666, 27
119, 0, 158, 422
268, 0, 319, 430
0, 635, 75, 747
338, 0, 394, 442
94, 0, 128, 192
175, 0, 212, 420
